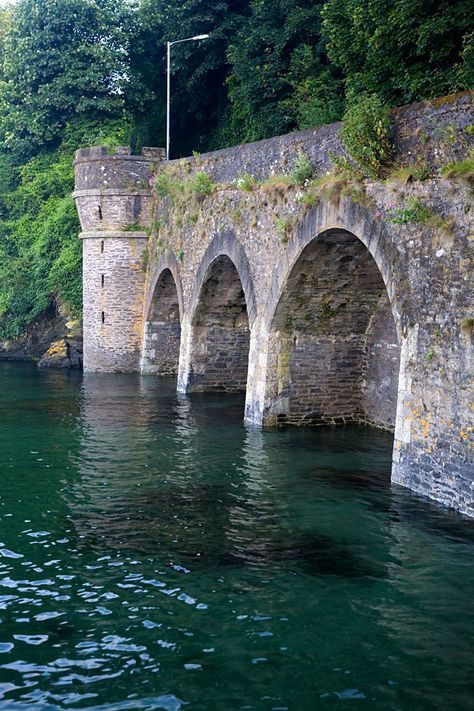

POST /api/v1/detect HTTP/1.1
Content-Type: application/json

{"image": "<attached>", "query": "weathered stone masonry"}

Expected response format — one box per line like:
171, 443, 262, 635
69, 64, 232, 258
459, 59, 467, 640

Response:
74, 93, 474, 516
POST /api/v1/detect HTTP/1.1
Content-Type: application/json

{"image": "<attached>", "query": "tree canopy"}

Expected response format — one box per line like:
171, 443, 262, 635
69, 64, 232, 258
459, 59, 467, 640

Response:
0, 0, 131, 161
0, 0, 472, 338
321, 0, 473, 106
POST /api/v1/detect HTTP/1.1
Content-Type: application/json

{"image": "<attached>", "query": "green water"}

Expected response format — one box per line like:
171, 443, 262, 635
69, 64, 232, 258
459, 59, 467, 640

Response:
0, 364, 473, 710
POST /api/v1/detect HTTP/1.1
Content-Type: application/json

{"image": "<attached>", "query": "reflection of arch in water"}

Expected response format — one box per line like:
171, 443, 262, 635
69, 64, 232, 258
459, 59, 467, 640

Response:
262, 226, 401, 431
223, 427, 280, 566
141, 257, 182, 376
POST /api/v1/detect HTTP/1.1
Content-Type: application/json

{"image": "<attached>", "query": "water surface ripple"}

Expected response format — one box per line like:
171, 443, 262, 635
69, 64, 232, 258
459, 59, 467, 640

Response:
0, 364, 473, 710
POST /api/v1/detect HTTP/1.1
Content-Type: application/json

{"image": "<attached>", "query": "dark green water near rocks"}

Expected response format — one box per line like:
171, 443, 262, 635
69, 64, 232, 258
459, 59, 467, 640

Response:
0, 363, 473, 710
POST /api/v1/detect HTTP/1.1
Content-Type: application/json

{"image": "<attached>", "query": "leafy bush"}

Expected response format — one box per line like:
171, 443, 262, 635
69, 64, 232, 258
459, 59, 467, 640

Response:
191, 171, 214, 199
340, 95, 394, 178
290, 152, 315, 185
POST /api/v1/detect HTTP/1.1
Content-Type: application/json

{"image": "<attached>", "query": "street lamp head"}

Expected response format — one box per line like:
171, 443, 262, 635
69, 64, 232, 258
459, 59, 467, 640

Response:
192, 34, 210, 40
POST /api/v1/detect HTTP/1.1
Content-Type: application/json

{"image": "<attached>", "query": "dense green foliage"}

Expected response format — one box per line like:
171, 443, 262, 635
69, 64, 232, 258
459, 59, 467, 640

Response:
0, 121, 130, 338
321, 0, 473, 106
0, 0, 132, 161
0, 0, 131, 339
129, 0, 472, 153
0, 0, 472, 339
129, 0, 250, 154
226, 0, 342, 144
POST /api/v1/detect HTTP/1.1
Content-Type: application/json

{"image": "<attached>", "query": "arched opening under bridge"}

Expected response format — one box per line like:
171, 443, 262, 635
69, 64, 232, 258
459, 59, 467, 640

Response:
141, 268, 181, 375
188, 255, 250, 392
265, 229, 400, 429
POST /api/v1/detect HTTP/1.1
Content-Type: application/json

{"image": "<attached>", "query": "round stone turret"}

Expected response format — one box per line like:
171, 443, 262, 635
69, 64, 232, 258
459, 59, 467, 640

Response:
73, 146, 164, 372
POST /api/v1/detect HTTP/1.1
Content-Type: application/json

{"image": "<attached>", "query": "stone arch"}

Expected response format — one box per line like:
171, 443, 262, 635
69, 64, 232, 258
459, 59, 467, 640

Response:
141, 254, 183, 375
262, 199, 404, 429
263, 199, 410, 339
189, 230, 257, 328
186, 245, 252, 393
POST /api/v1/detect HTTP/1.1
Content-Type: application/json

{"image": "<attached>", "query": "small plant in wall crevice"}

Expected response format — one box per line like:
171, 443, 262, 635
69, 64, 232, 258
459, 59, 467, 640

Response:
274, 215, 296, 243
233, 173, 258, 191
320, 300, 337, 320
290, 151, 315, 186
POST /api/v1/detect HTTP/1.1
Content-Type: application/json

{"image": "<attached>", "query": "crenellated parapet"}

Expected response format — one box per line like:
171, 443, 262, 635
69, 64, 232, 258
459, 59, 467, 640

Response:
73, 146, 164, 233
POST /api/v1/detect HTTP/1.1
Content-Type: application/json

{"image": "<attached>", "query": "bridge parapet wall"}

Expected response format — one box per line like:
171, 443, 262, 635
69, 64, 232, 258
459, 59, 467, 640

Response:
169, 92, 473, 184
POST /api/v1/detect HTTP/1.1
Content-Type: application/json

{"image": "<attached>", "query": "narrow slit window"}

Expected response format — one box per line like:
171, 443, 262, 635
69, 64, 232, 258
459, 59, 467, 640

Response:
98, 205, 103, 220
100, 240, 104, 253
101, 274, 105, 288
101, 311, 105, 324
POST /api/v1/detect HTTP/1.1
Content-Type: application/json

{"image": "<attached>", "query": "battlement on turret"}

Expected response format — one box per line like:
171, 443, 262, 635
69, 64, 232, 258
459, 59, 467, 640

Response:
73, 146, 165, 232
73, 146, 165, 193
74, 145, 165, 162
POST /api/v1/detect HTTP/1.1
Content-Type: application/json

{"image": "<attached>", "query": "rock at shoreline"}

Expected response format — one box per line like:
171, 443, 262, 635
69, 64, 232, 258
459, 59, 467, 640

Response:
0, 314, 83, 370
38, 337, 82, 370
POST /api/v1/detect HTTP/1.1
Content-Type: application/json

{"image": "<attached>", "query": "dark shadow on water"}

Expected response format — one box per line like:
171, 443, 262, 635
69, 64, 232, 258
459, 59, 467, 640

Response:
71, 480, 384, 579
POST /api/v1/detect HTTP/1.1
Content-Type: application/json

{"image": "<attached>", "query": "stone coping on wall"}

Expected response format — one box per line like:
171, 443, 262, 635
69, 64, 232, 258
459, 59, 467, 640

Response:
72, 188, 152, 198
79, 230, 148, 240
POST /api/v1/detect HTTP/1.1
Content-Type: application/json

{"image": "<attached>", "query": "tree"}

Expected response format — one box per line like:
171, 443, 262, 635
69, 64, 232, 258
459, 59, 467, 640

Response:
0, 119, 129, 338
0, 6, 13, 81
226, 0, 342, 144
0, 0, 132, 160
321, 0, 473, 106
129, 0, 249, 156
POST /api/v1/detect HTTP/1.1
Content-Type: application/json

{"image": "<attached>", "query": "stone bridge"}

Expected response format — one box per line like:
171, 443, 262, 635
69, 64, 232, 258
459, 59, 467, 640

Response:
73, 93, 474, 516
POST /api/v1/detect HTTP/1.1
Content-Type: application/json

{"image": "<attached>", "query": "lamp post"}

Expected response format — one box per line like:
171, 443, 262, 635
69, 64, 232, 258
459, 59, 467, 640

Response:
166, 34, 210, 161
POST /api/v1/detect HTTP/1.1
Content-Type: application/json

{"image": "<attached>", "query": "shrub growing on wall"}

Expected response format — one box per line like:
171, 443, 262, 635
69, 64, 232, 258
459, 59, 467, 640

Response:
340, 94, 394, 178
